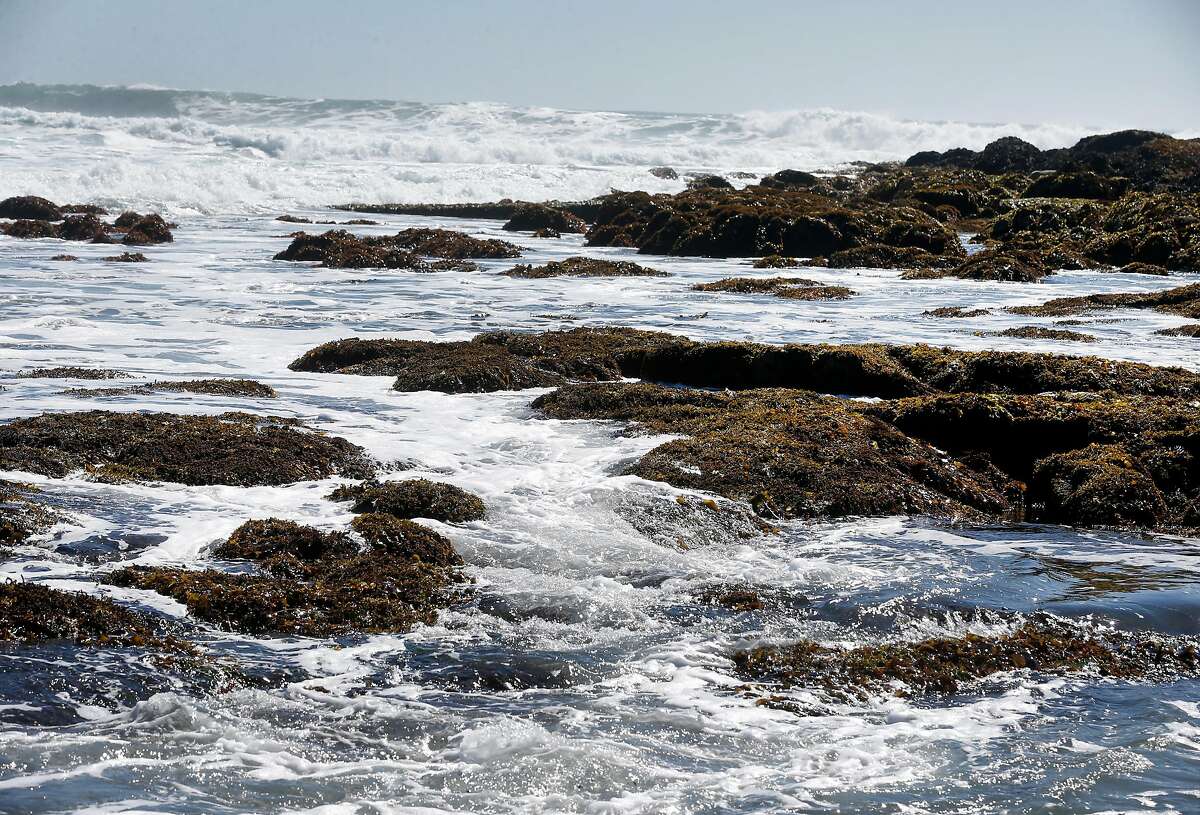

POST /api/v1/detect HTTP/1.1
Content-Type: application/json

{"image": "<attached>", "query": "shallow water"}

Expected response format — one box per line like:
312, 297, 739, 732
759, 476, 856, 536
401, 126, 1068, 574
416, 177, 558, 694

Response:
3, 84, 1200, 815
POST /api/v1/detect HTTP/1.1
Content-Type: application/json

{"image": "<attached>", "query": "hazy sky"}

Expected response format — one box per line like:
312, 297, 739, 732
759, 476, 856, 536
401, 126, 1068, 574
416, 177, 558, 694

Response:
1, 0, 1198, 129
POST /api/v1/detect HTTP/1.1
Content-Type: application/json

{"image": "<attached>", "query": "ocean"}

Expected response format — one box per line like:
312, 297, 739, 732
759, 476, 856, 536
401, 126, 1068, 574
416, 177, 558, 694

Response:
1, 83, 1198, 815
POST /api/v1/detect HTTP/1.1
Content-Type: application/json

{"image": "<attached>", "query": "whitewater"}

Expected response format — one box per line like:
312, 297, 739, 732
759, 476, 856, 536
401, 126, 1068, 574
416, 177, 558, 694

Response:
1, 83, 1199, 815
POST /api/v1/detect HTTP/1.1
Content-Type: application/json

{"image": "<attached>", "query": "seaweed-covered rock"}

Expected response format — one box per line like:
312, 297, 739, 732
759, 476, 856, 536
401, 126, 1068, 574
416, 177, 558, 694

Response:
502, 256, 667, 278
275, 228, 520, 268
687, 174, 733, 190
734, 620, 1199, 703
103, 252, 149, 262
502, 204, 586, 234
1, 219, 60, 239
759, 170, 819, 190
120, 213, 173, 245
815, 244, 958, 271
924, 306, 990, 318
649, 167, 679, 180
904, 248, 1050, 282
16, 367, 129, 380
584, 186, 965, 260
0, 480, 63, 544
752, 255, 801, 268
535, 383, 1019, 521
68, 379, 277, 399
107, 516, 464, 637
1022, 171, 1128, 200
330, 479, 486, 523
1029, 444, 1168, 528
59, 213, 109, 242
1007, 282, 1200, 319
1117, 262, 1169, 276
0, 411, 374, 485
1156, 323, 1200, 337
994, 326, 1096, 342
0, 195, 62, 221
276, 214, 312, 223
693, 276, 820, 294
0, 582, 189, 651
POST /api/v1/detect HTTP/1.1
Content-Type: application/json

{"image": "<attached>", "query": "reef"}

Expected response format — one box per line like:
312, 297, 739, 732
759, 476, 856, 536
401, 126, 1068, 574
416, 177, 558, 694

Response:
502, 256, 667, 278
734, 619, 1199, 703
0, 199, 174, 245
864, 392, 1200, 530
502, 203, 586, 234
329, 479, 486, 523
1157, 324, 1200, 337
1006, 282, 1200, 318
0, 480, 63, 544
15, 367, 129, 380
0, 410, 374, 486
693, 277, 853, 301
107, 516, 465, 637
292, 327, 1200, 398
67, 379, 277, 399
993, 326, 1096, 342
535, 383, 1019, 521
274, 228, 520, 269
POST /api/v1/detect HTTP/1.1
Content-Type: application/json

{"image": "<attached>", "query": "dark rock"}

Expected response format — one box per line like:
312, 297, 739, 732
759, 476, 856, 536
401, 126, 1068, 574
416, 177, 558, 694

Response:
0, 411, 374, 486
502, 203, 586, 234
275, 228, 520, 268
649, 166, 679, 180
16, 367, 129, 380
68, 379, 277, 399
994, 326, 1096, 342
276, 215, 312, 223
752, 255, 801, 268
49, 254, 78, 261
1007, 282, 1200, 319
103, 252, 149, 262
1156, 324, 1200, 337
121, 214, 173, 245
759, 169, 820, 189
1029, 444, 1168, 528
1, 219, 60, 239
329, 479, 486, 523
531, 227, 560, 238
1023, 171, 1128, 200
502, 256, 667, 278
924, 306, 990, 318
1117, 262, 1169, 276
687, 174, 733, 190
106, 516, 465, 637
0, 480, 63, 544
0, 195, 62, 221
59, 213, 108, 242
975, 137, 1045, 173
903, 248, 1050, 282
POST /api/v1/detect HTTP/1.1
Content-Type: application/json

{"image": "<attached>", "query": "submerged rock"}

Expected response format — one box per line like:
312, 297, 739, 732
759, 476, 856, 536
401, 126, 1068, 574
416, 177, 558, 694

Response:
103, 252, 149, 262
694, 276, 854, 301
649, 166, 679, 180
924, 306, 990, 318
1156, 323, 1200, 337
734, 619, 1199, 704
0, 410, 374, 485
329, 479, 486, 523
0, 582, 191, 651
501, 203, 586, 234
107, 516, 465, 637
1007, 282, 1200, 319
16, 367, 129, 380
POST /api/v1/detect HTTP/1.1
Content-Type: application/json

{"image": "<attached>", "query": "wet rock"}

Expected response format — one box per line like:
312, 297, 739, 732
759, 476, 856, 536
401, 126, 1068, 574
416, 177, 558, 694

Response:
502, 256, 667, 278
994, 326, 1096, 342
1007, 282, 1200, 319
903, 248, 1050, 282
0, 195, 62, 221
734, 619, 1199, 702
50, 254, 78, 261
329, 478, 486, 523
649, 166, 679, 180
864, 391, 1200, 529
60, 204, 108, 216
59, 213, 108, 242
693, 276, 820, 294
1022, 171, 1128, 200
586, 185, 966, 260
107, 516, 465, 637
120, 213, 173, 245
1029, 444, 1168, 528
697, 585, 765, 611
0, 480, 63, 544
1117, 262, 1169, 276
0, 582, 191, 652
276, 214, 312, 223
0, 410, 374, 486
502, 203, 586, 234
68, 379, 277, 399
759, 169, 820, 190
16, 367, 129, 379
103, 252, 149, 262
535, 382, 1019, 521
1156, 324, 1200, 337
752, 255, 801, 268
1, 219, 60, 239
924, 306, 990, 318
813, 244, 959, 271
275, 228, 520, 268
686, 174, 733, 190
612, 492, 774, 550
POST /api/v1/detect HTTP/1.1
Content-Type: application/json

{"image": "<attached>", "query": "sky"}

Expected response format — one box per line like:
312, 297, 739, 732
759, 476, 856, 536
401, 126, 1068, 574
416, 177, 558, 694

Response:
1, 0, 1198, 130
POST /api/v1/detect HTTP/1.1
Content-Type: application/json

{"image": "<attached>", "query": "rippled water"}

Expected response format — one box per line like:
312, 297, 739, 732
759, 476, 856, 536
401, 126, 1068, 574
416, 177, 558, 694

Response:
2, 207, 1199, 814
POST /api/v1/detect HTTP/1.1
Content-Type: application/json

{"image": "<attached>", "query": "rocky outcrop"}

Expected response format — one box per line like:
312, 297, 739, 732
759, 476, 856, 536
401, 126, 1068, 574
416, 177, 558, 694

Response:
693, 277, 854, 301
0, 411, 374, 485
329, 479, 486, 523
0, 196, 62, 221
67, 379, 277, 399
502, 203, 586, 234
274, 228, 520, 269
0, 199, 175, 244
502, 256, 667, 278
